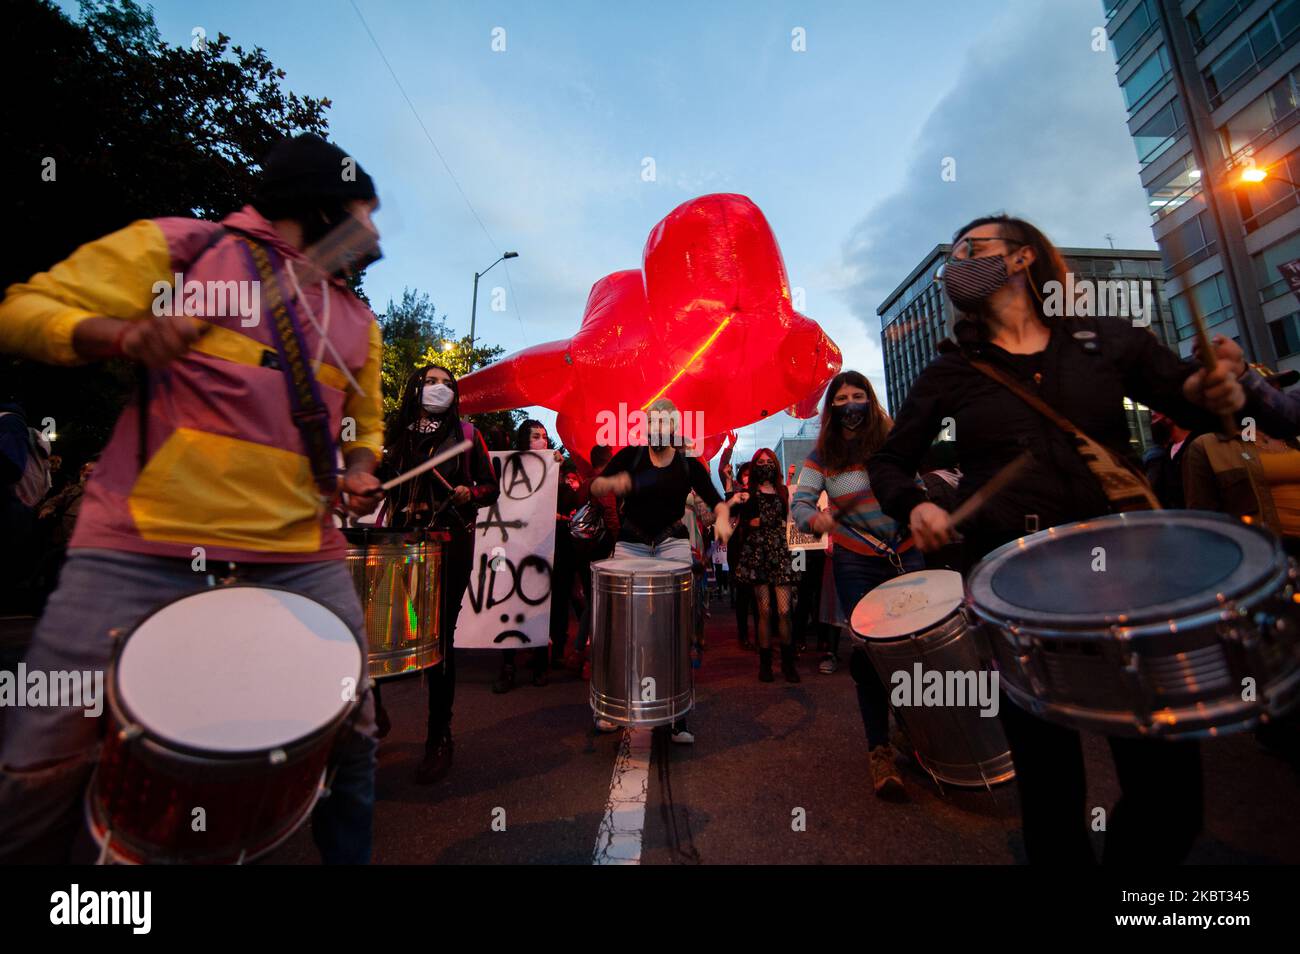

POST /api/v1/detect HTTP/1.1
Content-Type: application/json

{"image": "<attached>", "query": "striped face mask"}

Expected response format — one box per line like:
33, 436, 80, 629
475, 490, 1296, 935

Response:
942, 254, 1009, 312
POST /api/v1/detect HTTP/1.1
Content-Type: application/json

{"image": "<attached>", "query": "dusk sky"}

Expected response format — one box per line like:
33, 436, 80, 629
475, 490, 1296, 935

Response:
70, 0, 1154, 461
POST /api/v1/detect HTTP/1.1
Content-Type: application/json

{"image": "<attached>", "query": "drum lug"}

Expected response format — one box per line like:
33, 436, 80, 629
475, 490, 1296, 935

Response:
117, 724, 143, 744
268, 748, 287, 766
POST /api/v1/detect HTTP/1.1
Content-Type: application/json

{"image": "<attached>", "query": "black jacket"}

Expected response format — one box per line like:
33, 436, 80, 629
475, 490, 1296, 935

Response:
867, 315, 1292, 562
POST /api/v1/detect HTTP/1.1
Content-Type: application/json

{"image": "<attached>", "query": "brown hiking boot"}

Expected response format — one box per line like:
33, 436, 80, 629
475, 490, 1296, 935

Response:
869, 744, 905, 799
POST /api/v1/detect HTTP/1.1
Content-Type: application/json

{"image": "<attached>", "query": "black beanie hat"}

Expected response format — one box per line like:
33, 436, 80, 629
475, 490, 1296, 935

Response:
254, 133, 376, 213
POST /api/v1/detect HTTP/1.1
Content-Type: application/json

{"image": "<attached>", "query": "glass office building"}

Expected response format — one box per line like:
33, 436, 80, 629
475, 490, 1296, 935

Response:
1107, 0, 1300, 367
877, 244, 1171, 416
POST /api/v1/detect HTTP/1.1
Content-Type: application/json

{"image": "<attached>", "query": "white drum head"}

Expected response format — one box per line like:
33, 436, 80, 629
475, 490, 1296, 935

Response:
594, 557, 687, 577
851, 570, 964, 640
116, 586, 362, 753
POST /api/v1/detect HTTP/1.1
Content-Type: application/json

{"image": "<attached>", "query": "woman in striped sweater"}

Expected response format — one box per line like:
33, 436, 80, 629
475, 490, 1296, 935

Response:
791, 370, 920, 798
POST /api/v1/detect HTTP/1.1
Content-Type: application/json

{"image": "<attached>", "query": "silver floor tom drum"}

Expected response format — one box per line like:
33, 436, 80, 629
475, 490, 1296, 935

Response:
851, 569, 1014, 789
590, 557, 694, 727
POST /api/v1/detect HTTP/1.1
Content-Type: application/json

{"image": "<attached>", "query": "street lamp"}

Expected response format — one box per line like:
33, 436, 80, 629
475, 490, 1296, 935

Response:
1237, 165, 1300, 189
469, 252, 519, 350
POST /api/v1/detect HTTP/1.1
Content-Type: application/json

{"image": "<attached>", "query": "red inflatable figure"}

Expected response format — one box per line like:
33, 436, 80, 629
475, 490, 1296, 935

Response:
457, 193, 842, 465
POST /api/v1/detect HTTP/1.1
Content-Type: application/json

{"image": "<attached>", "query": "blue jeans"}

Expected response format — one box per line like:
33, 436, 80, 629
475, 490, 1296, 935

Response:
832, 547, 924, 749
0, 548, 377, 864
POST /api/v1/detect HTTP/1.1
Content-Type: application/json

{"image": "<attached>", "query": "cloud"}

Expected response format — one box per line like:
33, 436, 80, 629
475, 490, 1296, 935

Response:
840, 0, 1155, 337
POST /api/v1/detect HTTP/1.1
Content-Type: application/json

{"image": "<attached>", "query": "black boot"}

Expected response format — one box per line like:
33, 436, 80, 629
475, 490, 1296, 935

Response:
492, 663, 516, 694
781, 645, 801, 683
758, 649, 774, 682
415, 730, 454, 784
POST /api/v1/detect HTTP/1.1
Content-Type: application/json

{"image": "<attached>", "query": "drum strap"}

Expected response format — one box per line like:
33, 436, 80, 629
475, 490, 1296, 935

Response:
237, 237, 340, 502
966, 358, 1161, 512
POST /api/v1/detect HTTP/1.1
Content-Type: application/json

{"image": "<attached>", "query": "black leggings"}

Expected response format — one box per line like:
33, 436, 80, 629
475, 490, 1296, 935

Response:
425, 528, 475, 747
999, 695, 1203, 864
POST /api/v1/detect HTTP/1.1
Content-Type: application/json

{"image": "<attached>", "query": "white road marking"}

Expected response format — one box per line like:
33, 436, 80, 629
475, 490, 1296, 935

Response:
592, 726, 653, 864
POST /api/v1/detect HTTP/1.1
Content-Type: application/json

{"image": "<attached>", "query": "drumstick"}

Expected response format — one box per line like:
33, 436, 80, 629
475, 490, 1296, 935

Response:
948, 451, 1033, 528
381, 439, 472, 491
1187, 280, 1239, 436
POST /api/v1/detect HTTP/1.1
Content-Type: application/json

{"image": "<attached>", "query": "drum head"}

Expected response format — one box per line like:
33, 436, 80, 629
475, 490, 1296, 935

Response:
851, 570, 964, 639
117, 586, 363, 753
967, 511, 1282, 628
593, 557, 689, 577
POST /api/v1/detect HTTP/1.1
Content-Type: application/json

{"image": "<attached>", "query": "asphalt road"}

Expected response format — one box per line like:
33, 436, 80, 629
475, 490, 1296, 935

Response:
268, 594, 1300, 865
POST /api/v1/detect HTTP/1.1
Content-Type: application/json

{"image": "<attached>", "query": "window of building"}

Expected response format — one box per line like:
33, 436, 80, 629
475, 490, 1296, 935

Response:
1123, 46, 1171, 113
1203, 0, 1300, 108
1170, 272, 1234, 338
1161, 211, 1217, 274
1253, 232, 1300, 300
1147, 152, 1202, 218
1190, 0, 1253, 50
1270, 310, 1300, 356
1112, 0, 1154, 62
1134, 98, 1186, 166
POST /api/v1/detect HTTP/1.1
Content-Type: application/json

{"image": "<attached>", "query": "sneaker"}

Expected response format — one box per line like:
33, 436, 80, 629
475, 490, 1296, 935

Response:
818, 653, 838, 675
670, 723, 695, 745
868, 744, 905, 799
594, 718, 619, 733
415, 732, 454, 785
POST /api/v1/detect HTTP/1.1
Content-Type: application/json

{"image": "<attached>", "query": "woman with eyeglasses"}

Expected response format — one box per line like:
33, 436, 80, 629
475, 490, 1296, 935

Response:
865, 214, 1286, 863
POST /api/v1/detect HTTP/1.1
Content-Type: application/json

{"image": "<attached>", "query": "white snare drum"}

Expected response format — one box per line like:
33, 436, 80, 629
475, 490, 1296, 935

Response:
87, 585, 365, 864
851, 569, 1014, 789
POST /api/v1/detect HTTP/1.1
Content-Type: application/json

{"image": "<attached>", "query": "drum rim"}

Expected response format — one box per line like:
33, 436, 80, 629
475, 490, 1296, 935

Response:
591, 557, 693, 577
109, 583, 365, 761
966, 510, 1283, 628
850, 568, 965, 641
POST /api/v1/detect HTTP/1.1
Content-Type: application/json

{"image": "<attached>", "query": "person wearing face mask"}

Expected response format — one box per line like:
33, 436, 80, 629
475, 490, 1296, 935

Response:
730, 448, 801, 682
791, 371, 920, 798
382, 364, 499, 784
865, 214, 1294, 864
589, 397, 732, 743
0, 133, 387, 863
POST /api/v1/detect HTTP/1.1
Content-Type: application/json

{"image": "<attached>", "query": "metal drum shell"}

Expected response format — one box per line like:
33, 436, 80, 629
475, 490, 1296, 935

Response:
343, 528, 445, 681
851, 572, 1014, 789
589, 558, 694, 727
967, 511, 1300, 740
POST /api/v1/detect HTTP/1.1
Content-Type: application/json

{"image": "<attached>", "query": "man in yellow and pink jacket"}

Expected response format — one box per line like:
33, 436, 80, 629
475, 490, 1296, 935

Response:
0, 133, 385, 863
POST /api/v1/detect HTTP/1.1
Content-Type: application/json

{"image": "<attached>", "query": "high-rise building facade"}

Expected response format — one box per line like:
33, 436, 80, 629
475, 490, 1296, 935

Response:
877, 244, 1171, 416
1107, 0, 1300, 366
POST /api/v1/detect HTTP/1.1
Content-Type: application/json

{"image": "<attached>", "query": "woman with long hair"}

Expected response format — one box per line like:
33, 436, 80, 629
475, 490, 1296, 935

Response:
865, 213, 1277, 861
383, 363, 498, 784
730, 447, 800, 682
493, 418, 567, 692
791, 370, 919, 797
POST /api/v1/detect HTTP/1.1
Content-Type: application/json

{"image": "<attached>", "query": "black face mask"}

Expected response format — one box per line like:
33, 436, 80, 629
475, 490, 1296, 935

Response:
831, 400, 868, 431
752, 462, 778, 484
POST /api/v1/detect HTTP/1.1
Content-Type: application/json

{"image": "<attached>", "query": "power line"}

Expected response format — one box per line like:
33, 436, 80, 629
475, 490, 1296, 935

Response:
347, 0, 528, 344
